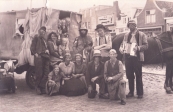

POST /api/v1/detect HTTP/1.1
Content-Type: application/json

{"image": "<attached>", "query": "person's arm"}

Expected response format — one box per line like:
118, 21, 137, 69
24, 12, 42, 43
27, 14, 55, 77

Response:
47, 41, 60, 58
30, 35, 38, 55
99, 36, 112, 50
104, 61, 109, 81
48, 72, 53, 81
73, 37, 80, 53
112, 61, 124, 82
137, 32, 148, 52
86, 63, 92, 86
97, 63, 104, 79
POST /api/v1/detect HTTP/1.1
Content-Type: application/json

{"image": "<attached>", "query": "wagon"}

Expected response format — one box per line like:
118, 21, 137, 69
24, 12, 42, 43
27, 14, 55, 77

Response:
0, 7, 82, 89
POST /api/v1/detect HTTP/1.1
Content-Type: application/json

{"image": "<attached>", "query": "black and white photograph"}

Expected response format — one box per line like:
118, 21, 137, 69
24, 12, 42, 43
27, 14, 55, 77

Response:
0, 0, 173, 111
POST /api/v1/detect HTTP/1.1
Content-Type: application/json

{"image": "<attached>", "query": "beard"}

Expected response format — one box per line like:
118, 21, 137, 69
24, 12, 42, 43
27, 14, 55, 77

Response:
80, 32, 87, 37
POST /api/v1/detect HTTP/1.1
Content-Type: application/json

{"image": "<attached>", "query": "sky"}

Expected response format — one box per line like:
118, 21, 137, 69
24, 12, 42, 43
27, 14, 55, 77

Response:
0, 0, 173, 13
0, 0, 147, 12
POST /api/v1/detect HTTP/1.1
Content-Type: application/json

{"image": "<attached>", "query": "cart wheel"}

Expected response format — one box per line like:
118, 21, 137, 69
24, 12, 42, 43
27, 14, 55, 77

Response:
26, 66, 35, 89
12, 87, 15, 93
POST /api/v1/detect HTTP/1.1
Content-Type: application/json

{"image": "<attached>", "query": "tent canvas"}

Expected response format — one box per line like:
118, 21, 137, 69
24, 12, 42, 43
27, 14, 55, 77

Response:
0, 8, 82, 66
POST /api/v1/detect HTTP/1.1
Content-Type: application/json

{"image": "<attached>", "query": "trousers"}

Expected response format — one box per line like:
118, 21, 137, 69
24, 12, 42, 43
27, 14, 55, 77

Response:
125, 56, 143, 95
34, 56, 49, 89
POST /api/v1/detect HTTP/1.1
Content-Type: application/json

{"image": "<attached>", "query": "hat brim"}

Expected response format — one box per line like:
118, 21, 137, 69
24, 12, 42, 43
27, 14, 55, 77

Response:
79, 29, 88, 31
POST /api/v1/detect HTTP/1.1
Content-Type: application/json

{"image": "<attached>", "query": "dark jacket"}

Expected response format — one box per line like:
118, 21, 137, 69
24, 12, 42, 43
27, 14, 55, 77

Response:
30, 34, 48, 56
87, 61, 104, 86
73, 35, 93, 55
47, 41, 60, 58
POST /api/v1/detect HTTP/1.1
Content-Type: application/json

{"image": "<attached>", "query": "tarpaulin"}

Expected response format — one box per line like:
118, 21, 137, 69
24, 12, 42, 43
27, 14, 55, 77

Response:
0, 12, 23, 60
18, 8, 60, 66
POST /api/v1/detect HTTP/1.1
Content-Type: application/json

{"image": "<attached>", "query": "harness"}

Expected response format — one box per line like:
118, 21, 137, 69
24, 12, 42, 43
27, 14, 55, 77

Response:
150, 36, 173, 67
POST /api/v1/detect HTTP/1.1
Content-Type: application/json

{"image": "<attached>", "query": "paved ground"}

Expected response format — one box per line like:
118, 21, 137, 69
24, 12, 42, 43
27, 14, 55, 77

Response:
0, 64, 173, 112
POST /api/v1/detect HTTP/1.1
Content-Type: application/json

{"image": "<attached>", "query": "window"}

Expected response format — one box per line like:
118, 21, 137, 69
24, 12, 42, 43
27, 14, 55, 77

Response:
146, 9, 156, 23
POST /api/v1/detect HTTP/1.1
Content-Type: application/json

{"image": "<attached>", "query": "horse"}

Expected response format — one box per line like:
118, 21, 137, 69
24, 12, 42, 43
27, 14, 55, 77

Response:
112, 31, 173, 93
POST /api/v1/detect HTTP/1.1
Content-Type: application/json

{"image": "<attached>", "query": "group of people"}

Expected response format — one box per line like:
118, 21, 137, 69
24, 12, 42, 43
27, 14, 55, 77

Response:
30, 19, 148, 105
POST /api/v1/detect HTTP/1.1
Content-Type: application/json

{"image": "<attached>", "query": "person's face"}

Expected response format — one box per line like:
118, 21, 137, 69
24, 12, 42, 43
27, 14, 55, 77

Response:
54, 67, 59, 74
94, 57, 100, 64
65, 54, 71, 62
97, 28, 105, 37
80, 30, 86, 34
51, 34, 57, 42
76, 56, 82, 64
109, 52, 117, 60
128, 23, 136, 31
62, 40, 67, 46
39, 29, 46, 37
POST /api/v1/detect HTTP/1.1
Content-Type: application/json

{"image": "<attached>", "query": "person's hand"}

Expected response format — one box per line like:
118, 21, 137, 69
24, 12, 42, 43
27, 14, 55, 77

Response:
35, 53, 39, 57
88, 86, 92, 93
107, 77, 113, 82
73, 75, 78, 78
119, 47, 124, 54
64, 77, 70, 80
45, 50, 49, 54
133, 46, 138, 52
91, 76, 98, 83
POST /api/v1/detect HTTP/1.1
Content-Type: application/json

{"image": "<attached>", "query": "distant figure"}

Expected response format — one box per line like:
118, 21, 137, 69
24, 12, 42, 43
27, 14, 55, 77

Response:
30, 26, 50, 95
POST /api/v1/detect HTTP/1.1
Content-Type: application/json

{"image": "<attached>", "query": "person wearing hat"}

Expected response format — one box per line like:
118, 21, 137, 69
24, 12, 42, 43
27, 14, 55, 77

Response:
87, 50, 108, 99
94, 24, 112, 63
119, 20, 148, 99
30, 26, 50, 95
73, 24, 93, 63
104, 49, 126, 105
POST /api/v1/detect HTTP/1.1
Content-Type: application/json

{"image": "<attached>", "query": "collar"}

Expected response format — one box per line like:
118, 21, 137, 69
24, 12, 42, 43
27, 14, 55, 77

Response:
110, 59, 117, 64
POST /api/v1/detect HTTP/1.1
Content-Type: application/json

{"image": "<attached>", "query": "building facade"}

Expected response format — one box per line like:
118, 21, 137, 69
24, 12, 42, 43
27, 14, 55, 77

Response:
137, 0, 173, 35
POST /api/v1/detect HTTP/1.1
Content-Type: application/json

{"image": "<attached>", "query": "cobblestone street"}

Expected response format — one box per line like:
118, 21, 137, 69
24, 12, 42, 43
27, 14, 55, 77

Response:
0, 64, 172, 112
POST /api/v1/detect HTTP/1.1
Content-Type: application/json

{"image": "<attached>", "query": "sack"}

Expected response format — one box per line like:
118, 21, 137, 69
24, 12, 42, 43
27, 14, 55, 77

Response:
0, 76, 16, 93
60, 78, 86, 96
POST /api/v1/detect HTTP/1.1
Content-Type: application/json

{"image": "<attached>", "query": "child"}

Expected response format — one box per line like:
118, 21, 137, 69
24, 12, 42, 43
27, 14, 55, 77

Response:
46, 65, 62, 96
59, 37, 69, 58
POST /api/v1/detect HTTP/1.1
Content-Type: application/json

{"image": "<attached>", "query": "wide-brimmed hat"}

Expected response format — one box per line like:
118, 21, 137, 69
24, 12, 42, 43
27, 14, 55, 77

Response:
93, 50, 101, 57
79, 24, 88, 31
127, 20, 137, 28
95, 24, 107, 31
39, 26, 46, 32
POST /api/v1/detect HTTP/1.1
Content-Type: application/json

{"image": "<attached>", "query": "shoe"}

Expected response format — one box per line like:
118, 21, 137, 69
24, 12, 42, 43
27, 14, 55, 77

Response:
126, 92, 134, 98
99, 93, 109, 99
121, 100, 126, 105
35, 87, 42, 95
41, 89, 46, 94
137, 95, 143, 99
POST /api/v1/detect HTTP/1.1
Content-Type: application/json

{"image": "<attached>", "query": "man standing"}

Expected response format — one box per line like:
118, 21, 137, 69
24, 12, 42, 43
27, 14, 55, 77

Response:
30, 26, 50, 94
104, 49, 126, 105
87, 50, 108, 99
94, 24, 112, 63
73, 25, 93, 63
120, 20, 148, 99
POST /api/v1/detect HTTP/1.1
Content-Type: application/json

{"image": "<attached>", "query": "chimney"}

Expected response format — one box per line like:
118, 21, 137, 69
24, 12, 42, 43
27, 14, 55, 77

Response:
113, 1, 121, 26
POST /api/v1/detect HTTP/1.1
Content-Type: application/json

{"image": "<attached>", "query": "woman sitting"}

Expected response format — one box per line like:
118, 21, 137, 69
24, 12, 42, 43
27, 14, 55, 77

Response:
73, 54, 87, 88
46, 65, 61, 96
47, 32, 62, 67
59, 52, 86, 96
